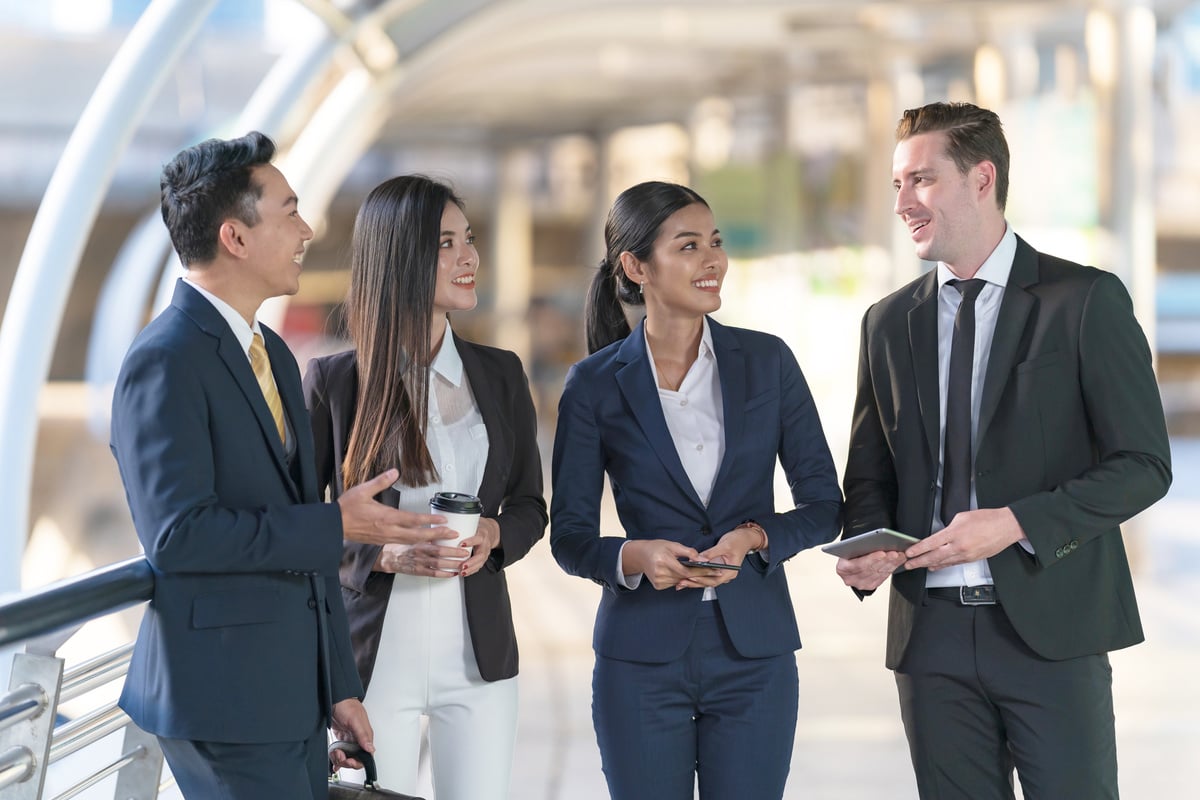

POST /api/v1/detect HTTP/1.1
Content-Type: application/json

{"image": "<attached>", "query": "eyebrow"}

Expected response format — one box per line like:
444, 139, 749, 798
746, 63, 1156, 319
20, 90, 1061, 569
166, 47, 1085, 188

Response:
672, 228, 720, 240
441, 227, 472, 236
283, 195, 298, 208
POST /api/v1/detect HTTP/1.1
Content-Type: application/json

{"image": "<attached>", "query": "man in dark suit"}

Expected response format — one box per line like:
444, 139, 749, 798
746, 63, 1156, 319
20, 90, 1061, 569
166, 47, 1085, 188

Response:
110, 132, 449, 798
837, 102, 1172, 798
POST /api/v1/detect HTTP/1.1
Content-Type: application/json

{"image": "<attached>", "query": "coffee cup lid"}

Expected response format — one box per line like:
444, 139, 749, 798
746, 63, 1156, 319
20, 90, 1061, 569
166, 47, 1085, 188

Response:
430, 491, 483, 514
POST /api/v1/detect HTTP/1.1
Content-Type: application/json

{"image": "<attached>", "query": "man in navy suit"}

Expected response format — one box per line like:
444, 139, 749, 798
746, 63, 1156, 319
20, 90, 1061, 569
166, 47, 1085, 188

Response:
110, 132, 449, 798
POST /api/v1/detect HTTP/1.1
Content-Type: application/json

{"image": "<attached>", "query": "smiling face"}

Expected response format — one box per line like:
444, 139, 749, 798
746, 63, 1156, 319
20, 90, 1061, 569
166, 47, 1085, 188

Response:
892, 130, 1001, 276
623, 202, 727, 323
432, 201, 479, 316
239, 163, 313, 300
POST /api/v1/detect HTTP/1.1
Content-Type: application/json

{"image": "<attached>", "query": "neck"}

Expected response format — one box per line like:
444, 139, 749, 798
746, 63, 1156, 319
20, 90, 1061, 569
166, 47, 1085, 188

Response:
644, 313, 703, 362
946, 218, 1007, 280
187, 265, 260, 327
429, 313, 449, 358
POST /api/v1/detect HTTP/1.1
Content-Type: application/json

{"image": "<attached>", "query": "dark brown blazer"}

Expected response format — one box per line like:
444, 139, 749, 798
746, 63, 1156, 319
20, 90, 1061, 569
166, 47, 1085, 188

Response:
843, 237, 1172, 668
303, 337, 547, 688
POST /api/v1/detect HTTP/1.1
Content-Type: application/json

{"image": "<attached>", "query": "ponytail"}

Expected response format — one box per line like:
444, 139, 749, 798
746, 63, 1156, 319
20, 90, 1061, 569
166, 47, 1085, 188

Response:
584, 258, 631, 355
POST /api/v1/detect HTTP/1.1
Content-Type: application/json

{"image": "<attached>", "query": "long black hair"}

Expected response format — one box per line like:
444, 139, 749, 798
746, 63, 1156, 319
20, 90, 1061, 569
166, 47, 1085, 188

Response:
584, 181, 709, 354
343, 175, 465, 488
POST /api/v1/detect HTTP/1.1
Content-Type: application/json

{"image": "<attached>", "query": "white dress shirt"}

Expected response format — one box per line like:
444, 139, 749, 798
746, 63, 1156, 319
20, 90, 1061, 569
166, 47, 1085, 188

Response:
183, 277, 293, 453
393, 328, 489, 519
926, 225, 1035, 589
618, 319, 724, 599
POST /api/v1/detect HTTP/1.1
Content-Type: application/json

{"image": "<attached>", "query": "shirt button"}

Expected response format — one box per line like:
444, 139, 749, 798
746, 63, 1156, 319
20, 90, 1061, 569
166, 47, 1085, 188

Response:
696, 444, 704, 452
432, 415, 441, 424
680, 398, 688, 406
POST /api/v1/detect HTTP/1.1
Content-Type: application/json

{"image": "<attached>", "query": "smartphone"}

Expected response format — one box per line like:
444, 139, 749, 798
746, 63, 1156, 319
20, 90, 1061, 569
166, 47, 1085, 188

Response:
678, 557, 741, 571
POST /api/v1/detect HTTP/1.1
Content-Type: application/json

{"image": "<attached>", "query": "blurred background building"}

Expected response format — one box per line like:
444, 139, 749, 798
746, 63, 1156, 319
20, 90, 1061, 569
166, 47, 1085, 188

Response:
1, 1, 1198, 797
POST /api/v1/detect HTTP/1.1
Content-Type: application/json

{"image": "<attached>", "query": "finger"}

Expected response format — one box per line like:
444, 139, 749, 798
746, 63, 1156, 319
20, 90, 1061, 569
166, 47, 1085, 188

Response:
357, 469, 400, 495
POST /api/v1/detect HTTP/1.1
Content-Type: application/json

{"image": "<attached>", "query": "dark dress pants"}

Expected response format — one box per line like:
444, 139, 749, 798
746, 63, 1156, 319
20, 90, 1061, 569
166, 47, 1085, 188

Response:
895, 594, 1117, 800
159, 716, 328, 800
592, 600, 799, 800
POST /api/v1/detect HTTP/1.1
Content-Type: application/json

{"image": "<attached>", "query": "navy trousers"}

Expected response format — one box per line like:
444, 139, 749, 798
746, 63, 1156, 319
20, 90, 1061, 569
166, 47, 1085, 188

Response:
592, 600, 799, 800
159, 716, 328, 800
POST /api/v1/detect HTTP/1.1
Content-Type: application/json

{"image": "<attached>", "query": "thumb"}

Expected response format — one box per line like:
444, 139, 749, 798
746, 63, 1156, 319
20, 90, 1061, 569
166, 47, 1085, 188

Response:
357, 469, 399, 496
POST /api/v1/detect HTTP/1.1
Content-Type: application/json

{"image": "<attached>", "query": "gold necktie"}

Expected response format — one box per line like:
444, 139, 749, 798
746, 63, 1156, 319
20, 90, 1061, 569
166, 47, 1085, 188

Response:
249, 333, 286, 445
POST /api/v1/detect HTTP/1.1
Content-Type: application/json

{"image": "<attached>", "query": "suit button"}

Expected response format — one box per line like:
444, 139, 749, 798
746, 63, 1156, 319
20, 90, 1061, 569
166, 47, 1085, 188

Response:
308, 599, 317, 609
1070, 539, 1079, 550
1055, 547, 1065, 558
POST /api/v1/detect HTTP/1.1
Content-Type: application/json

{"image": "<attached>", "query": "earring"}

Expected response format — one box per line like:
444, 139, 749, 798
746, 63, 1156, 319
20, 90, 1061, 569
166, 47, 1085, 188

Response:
638, 282, 645, 295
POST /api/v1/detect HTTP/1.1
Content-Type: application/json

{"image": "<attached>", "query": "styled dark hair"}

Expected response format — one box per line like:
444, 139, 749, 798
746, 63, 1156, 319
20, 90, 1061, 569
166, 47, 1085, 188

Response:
159, 131, 276, 264
896, 102, 1010, 211
585, 181, 709, 354
342, 175, 465, 489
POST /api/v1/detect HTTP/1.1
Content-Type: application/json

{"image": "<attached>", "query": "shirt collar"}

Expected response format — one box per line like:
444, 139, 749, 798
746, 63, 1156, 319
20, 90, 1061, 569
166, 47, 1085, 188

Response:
430, 326, 464, 387
936, 223, 1016, 291
183, 277, 263, 356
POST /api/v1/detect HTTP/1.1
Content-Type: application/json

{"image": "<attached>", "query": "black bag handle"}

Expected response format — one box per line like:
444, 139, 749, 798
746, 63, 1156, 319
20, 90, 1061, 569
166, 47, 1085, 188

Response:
328, 740, 380, 787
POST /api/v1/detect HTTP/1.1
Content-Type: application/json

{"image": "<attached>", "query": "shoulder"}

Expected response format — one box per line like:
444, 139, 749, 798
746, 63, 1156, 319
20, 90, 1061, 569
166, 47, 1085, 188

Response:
457, 336, 524, 372
307, 348, 358, 380
302, 349, 357, 401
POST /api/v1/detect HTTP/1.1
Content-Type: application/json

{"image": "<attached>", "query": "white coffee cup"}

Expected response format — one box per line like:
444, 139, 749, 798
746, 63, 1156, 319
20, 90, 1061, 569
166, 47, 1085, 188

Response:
430, 492, 483, 570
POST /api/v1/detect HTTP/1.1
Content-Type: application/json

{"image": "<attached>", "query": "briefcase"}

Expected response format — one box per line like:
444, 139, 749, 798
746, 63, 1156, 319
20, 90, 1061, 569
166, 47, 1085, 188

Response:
328, 741, 425, 800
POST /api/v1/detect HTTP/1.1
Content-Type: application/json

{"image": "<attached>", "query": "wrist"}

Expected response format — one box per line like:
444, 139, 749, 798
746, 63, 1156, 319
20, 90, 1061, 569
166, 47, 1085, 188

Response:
738, 519, 768, 552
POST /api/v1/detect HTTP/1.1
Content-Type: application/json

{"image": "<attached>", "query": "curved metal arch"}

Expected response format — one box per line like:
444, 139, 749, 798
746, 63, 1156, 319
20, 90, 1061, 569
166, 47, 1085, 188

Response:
0, 0, 219, 594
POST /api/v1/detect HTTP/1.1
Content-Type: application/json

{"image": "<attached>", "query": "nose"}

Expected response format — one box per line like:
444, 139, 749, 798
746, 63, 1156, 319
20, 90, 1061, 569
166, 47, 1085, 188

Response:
893, 185, 912, 217
298, 214, 314, 241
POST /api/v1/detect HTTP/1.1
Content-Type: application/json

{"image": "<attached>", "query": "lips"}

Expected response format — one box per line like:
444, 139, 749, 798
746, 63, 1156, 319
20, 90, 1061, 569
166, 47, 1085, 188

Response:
692, 278, 720, 290
451, 273, 476, 287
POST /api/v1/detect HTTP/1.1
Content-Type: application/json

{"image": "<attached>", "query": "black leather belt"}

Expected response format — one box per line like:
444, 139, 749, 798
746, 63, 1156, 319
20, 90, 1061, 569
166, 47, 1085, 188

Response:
926, 585, 997, 606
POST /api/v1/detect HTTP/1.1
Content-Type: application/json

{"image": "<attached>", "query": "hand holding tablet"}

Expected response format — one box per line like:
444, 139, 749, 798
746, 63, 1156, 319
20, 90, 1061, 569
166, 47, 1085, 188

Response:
820, 528, 919, 559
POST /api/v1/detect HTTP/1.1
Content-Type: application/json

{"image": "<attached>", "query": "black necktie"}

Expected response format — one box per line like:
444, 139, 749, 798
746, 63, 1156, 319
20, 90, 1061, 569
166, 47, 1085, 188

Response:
941, 278, 986, 526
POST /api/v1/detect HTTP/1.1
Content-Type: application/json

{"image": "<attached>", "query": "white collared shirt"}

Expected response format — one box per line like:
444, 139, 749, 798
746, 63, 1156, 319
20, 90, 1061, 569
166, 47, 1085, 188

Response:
926, 225, 1028, 589
393, 329, 489, 520
618, 319, 724, 598
183, 277, 293, 451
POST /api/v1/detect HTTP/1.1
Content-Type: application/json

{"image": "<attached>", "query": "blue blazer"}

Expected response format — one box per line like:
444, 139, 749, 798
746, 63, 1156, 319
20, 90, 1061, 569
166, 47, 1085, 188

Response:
111, 280, 361, 744
550, 317, 842, 664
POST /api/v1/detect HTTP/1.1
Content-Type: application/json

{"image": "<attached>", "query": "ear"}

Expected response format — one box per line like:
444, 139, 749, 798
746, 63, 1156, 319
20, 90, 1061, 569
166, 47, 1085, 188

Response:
619, 251, 648, 287
217, 219, 248, 259
974, 160, 997, 201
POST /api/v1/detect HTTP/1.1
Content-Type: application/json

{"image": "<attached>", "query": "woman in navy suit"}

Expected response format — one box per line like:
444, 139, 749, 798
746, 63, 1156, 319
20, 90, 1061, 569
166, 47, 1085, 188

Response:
551, 181, 843, 799
304, 175, 546, 799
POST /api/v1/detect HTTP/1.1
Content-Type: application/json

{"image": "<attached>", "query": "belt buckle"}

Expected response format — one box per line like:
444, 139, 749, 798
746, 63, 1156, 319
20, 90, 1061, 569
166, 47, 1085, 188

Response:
959, 585, 996, 606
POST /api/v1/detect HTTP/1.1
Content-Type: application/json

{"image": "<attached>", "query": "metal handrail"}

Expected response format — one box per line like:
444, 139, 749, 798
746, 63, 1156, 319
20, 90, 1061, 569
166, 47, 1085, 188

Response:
0, 556, 153, 648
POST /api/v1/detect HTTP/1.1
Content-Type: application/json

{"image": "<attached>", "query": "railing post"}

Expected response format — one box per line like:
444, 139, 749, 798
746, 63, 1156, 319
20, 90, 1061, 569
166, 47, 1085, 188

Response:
0, 652, 64, 798
113, 725, 164, 800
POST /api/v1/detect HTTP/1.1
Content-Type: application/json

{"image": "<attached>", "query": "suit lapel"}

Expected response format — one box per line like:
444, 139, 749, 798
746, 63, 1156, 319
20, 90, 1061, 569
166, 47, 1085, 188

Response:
171, 282, 300, 502
907, 272, 942, 467
708, 318, 745, 494
615, 320, 705, 508
264, 328, 306, 502
458, 337, 509, 503
977, 237, 1037, 449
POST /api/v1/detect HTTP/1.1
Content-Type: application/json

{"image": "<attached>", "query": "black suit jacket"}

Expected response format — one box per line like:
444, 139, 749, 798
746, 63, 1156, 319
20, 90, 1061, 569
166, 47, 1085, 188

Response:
303, 337, 547, 688
111, 280, 362, 743
844, 237, 1172, 668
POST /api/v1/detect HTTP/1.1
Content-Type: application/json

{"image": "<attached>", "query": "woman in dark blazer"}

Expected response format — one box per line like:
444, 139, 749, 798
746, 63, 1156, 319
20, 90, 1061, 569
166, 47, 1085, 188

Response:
304, 175, 546, 799
551, 182, 843, 800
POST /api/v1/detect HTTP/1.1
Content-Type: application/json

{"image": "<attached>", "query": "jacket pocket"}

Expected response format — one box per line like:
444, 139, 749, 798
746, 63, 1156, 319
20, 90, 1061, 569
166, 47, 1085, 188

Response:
192, 589, 282, 629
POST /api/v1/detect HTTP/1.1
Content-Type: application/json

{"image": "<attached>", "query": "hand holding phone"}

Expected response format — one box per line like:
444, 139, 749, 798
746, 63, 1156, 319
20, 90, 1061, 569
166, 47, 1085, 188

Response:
677, 557, 741, 571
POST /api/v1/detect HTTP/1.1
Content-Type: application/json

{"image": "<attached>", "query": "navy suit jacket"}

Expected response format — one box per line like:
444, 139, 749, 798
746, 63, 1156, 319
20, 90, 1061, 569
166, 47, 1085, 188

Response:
551, 317, 842, 664
111, 280, 362, 744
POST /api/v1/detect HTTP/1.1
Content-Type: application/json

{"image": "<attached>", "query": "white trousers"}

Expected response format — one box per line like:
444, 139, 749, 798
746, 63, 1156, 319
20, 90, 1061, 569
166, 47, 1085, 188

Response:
351, 572, 518, 800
